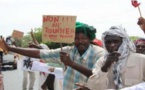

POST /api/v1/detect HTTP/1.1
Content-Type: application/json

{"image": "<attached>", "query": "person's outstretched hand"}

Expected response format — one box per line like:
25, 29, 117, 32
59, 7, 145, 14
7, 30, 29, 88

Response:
0, 37, 9, 54
138, 17, 145, 32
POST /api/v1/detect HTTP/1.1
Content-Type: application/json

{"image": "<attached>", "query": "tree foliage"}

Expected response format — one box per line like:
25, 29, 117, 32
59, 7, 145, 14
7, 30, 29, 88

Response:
13, 38, 22, 47
20, 29, 140, 49
21, 34, 32, 47
129, 36, 140, 42
33, 27, 42, 44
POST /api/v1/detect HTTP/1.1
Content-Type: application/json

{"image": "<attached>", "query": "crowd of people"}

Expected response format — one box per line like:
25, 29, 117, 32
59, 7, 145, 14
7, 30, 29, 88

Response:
0, 17, 145, 90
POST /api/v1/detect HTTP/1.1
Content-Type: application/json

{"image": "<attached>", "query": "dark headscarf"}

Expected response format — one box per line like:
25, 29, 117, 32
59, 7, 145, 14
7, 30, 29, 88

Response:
75, 22, 96, 41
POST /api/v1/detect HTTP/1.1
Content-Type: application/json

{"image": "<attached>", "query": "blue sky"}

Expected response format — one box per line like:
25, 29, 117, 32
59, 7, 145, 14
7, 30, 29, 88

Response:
1, 0, 145, 39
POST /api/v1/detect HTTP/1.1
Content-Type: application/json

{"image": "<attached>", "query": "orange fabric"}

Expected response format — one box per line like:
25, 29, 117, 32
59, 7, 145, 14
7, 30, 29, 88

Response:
92, 39, 103, 47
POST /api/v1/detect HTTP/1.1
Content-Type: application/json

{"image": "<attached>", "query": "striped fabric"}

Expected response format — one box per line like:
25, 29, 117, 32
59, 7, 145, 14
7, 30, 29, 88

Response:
113, 64, 123, 89
40, 45, 104, 90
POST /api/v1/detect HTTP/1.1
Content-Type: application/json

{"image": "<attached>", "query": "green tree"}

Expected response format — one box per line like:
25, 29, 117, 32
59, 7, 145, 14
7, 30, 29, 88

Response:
13, 38, 22, 47
20, 27, 42, 47
21, 34, 32, 47
129, 36, 140, 42
33, 27, 42, 44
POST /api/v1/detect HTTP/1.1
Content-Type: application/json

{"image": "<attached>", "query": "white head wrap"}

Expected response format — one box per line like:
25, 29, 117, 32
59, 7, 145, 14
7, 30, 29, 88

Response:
102, 25, 136, 89
102, 26, 136, 54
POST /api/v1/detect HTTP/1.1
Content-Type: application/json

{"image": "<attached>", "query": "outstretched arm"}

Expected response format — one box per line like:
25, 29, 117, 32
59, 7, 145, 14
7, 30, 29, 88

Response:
0, 38, 40, 58
8, 46, 40, 58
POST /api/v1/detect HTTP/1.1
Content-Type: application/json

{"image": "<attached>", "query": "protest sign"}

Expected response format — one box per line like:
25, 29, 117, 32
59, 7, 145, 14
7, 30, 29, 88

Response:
42, 15, 76, 43
11, 30, 24, 39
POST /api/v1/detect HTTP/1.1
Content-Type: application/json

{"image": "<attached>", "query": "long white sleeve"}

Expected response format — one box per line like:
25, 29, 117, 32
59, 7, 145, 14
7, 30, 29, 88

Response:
86, 58, 108, 90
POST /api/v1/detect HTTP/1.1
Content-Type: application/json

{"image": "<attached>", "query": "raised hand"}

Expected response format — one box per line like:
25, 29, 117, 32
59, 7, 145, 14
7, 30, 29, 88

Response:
0, 37, 9, 54
137, 17, 145, 32
59, 51, 72, 66
101, 51, 120, 72
30, 28, 39, 45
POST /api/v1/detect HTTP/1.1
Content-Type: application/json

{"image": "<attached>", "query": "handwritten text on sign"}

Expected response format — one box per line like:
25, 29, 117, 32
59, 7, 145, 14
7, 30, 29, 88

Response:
42, 15, 76, 43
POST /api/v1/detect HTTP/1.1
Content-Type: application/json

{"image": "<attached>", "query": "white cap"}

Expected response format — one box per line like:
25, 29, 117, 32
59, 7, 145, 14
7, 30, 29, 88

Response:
40, 44, 49, 50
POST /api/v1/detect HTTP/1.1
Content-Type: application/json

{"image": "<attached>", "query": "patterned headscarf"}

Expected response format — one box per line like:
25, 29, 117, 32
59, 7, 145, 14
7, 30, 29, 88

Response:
75, 22, 96, 41
102, 26, 136, 89
134, 38, 145, 54
134, 38, 145, 45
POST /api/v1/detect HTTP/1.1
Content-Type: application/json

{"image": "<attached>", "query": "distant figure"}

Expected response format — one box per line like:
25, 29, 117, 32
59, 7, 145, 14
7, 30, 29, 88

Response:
5, 36, 16, 46
22, 42, 38, 90
134, 38, 145, 54
29, 29, 57, 90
